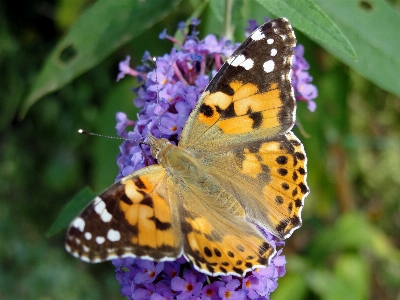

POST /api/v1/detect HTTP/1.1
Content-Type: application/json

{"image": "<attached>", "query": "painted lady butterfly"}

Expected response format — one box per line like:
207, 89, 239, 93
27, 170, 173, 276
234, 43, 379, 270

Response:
66, 18, 309, 276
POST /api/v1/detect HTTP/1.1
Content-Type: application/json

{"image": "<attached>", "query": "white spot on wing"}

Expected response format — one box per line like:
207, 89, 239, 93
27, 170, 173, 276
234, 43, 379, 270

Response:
100, 210, 112, 222
263, 60, 275, 73
84, 232, 92, 240
230, 54, 246, 67
82, 245, 90, 252
251, 28, 265, 41
72, 217, 85, 232
228, 55, 254, 70
94, 197, 112, 223
270, 49, 277, 56
107, 229, 121, 242
267, 38, 274, 44
80, 256, 91, 262
241, 58, 254, 70
96, 236, 105, 244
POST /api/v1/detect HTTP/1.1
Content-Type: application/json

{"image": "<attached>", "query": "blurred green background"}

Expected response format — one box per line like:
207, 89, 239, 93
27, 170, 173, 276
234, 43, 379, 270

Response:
1, 0, 400, 299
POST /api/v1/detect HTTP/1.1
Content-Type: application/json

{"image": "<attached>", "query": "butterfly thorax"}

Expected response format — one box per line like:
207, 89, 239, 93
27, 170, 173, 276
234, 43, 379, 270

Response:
147, 134, 248, 219
147, 134, 203, 179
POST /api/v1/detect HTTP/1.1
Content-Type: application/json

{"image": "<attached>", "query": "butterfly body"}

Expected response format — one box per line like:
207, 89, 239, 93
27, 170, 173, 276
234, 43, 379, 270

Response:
66, 18, 309, 276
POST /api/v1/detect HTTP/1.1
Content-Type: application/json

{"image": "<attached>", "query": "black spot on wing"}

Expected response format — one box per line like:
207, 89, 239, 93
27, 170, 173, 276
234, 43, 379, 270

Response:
200, 104, 214, 117
249, 111, 263, 129
299, 182, 309, 194
277, 168, 288, 176
221, 102, 236, 119
154, 218, 172, 231
133, 177, 146, 189
204, 247, 212, 257
276, 156, 288, 165
275, 196, 284, 205
294, 199, 302, 207
140, 196, 153, 208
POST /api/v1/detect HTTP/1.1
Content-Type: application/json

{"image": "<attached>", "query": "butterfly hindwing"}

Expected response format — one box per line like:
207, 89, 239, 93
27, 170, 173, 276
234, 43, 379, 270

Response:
180, 18, 297, 151
66, 165, 183, 262
196, 131, 308, 239
174, 173, 276, 276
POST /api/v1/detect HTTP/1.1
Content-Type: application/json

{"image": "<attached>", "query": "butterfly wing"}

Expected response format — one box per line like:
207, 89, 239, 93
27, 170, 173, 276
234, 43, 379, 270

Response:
174, 171, 276, 276
179, 18, 297, 151
65, 165, 183, 262
199, 132, 309, 239
179, 18, 308, 240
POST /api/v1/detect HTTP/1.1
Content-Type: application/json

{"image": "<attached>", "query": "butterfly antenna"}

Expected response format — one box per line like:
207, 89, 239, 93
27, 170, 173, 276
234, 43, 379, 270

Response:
78, 129, 136, 142
152, 56, 163, 139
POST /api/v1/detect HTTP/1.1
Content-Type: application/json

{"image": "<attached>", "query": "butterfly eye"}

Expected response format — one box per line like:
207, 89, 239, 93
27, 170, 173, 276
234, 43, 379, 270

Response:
153, 148, 160, 159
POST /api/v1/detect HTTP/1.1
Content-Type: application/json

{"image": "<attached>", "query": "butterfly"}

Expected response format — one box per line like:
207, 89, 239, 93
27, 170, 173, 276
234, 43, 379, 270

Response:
65, 18, 309, 277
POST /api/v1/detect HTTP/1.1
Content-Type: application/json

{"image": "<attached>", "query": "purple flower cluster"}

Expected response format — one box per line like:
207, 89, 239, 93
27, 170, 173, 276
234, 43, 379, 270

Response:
113, 245, 286, 300
113, 19, 316, 299
292, 45, 318, 111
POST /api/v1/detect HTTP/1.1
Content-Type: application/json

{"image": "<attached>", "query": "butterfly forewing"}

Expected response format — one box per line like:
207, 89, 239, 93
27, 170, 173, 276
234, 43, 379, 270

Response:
66, 165, 183, 262
180, 18, 297, 151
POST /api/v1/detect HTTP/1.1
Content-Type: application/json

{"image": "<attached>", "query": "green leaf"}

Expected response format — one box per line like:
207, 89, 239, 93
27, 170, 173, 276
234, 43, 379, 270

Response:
309, 212, 400, 264
308, 254, 369, 300
22, 0, 181, 118
255, 0, 356, 58
46, 188, 95, 237
271, 272, 308, 300
334, 254, 370, 300
315, 0, 400, 97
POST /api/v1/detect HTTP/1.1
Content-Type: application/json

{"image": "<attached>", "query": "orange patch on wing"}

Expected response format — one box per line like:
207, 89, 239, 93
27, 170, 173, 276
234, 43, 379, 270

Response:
229, 80, 244, 91
152, 192, 175, 247
241, 152, 262, 178
262, 88, 282, 107
138, 204, 157, 247
259, 141, 281, 154
204, 92, 232, 109
153, 192, 171, 224
232, 83, 259, 102
259, 109, 281, 128
156, 227, 175, 247
269, 82, 278, 90
217, 115, 255, 134
119, 201, 140, 226
124, 180, 145, 203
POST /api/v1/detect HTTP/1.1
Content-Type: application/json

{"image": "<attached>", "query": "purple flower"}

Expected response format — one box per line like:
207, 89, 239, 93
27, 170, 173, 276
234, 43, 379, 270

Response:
171, 270, 205, 299
201, 281, 225, 300
291, 44, 318, 111
218, 279, 246, 300
112, 19, 317, 300
117, 55, 143, 81
116, 112, 136, 137
134, 260, 164, 284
